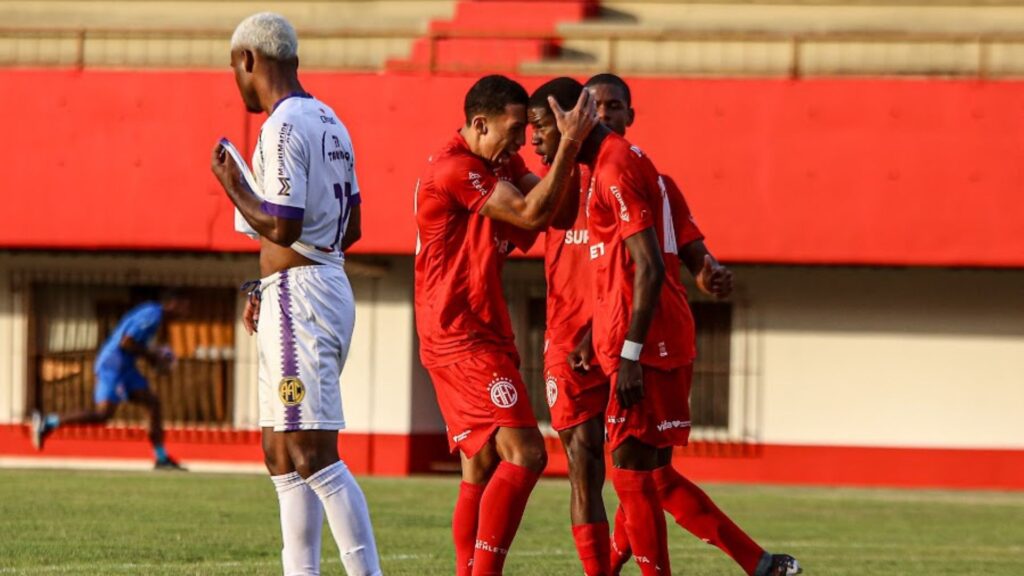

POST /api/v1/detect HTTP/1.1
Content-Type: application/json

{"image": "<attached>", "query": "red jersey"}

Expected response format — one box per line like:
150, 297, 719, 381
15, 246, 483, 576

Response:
585, 134, 696, 375
543, 165, 594, 364
663, 174, 704, 251
414, 132, 535, 368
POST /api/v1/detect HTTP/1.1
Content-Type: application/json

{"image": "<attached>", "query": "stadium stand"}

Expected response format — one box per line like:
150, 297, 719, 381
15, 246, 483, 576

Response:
0, 0, 455, 69
2, 0, 1023, 75
525, 0, 1024, 76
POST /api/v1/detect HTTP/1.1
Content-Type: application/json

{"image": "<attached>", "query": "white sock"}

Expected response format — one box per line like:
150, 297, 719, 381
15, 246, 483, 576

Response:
271, 472, 324, 576
305, 460, 382, 576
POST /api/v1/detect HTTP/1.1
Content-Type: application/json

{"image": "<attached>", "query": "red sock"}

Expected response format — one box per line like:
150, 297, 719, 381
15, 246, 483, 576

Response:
453, 481, 485, 576
609, 505, 631, 575
609, 468, 670, 576
654, 464, 765, 575
572, 522, 611, 576
471, 462, 540, 575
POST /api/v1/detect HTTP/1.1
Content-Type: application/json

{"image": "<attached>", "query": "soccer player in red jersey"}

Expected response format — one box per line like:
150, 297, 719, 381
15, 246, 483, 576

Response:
530, 77, 801, 576
528, 93, 611, 575
584, 73, 799, 576
414, 75, 597, 576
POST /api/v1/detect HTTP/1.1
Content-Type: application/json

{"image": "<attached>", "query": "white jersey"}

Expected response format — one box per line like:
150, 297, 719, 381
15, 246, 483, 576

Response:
253, 94, 360, 266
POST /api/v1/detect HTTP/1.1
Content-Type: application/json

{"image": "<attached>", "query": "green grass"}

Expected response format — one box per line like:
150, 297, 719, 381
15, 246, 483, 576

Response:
0, 470, 1022, 575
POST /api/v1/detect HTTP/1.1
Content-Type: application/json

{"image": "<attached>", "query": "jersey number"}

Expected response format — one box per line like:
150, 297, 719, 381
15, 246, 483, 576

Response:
331, 182, 353, 251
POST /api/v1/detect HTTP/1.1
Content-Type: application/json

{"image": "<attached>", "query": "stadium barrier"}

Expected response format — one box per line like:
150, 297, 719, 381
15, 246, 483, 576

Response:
1, 26, 1023, 77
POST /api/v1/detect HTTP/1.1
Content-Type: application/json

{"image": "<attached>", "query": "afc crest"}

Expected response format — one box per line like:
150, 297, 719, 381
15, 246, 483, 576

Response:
279, 377, 306, 406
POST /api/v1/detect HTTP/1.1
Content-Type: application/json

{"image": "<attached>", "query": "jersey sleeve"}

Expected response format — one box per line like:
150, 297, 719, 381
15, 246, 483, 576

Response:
598, 158, 655, 240
348, 150, 362, 208
124, 305, 163, 344
506, 224, 540, 253
258, 119, 309, 221
434, 153, 499, 213
661, 175, 704, 247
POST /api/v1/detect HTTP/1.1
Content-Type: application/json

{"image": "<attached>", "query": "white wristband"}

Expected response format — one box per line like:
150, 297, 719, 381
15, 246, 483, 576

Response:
620, 339, 643, 361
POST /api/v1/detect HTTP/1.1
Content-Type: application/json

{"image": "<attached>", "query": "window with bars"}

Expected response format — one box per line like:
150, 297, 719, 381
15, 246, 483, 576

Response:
30, 283, 237, 427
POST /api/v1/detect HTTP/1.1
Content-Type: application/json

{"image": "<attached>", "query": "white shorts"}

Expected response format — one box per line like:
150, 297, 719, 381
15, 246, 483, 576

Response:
256, 264, 354, 431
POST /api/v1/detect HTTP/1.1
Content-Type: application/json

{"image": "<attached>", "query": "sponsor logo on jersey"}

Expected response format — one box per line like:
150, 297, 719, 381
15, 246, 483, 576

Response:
328, 149, 351, 162
278, 377, 305, 406
453, 429, 472, 443
276, 123, 293, 179
658, 341, 668, 357
563, 229, 588, 245
656, 419, 691, 432
589, 242, 606, 260
319, 108, 337, 125
629, 145, 645, 158
610, 185, 630, 222
468, 172, 489, 196
545, 376, 558, 408
488, 376, 518, 408
278, 176, 291, 196
607, 416, 626, 424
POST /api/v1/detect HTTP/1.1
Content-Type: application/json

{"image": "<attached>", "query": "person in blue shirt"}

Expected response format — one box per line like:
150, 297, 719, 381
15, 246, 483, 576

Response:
32, 291, 189, 470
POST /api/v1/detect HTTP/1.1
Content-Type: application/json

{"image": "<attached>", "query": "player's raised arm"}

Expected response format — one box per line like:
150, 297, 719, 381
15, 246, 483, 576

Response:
479, 91, 597, 230
211, 144, 304, 246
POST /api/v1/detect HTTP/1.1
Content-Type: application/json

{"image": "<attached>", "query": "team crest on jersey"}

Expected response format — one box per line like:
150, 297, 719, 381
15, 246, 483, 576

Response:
545, 376, 558, 408
488, 376, 519, 408
279, 377, 305, 406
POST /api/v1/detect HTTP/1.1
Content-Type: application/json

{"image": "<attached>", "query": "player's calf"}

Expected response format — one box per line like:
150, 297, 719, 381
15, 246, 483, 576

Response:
560, 417, 612, 575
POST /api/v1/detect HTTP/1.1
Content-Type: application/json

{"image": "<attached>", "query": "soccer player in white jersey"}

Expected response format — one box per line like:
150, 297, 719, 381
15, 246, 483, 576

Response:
210, 13, 381, 576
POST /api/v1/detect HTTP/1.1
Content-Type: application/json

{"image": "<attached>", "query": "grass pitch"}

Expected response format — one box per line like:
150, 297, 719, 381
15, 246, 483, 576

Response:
0, 469, 1022, 575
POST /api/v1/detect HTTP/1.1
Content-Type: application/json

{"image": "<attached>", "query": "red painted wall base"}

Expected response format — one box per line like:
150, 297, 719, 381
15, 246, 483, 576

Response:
3, 425, 1022, 490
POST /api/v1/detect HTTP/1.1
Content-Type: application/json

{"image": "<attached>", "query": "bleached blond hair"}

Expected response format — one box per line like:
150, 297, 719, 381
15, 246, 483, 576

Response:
230, 12, 298, 60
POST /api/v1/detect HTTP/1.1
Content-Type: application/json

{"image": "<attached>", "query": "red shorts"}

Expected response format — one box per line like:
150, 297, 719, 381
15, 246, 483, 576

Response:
605, 363, 692, 451
545, 355, 610, 431
427, 351, 538, 458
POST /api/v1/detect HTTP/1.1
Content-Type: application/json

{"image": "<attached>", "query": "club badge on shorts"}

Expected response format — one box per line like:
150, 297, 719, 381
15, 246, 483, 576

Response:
488, 376, 518, 408
279, 377, 306, 406
545, 376, 558, 408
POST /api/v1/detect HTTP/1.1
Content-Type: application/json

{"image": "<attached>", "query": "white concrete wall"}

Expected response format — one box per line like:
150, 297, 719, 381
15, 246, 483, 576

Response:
0, 263, 27, 423
340, 257, 439, 435
738, 267, 1024, 450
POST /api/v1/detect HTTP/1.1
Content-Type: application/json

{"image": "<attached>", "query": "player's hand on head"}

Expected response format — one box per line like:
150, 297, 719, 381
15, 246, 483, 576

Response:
616, 358, 644, 409
549, 89, 598, 143
210, 142, 242, 191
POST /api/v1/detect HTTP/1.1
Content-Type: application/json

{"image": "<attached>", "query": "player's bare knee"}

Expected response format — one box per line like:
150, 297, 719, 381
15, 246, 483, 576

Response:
513, 439, 548, 473
289, 447, 338, 479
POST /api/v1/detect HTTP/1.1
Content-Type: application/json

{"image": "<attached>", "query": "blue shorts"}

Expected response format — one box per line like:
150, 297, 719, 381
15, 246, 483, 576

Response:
94, 367, 149, 405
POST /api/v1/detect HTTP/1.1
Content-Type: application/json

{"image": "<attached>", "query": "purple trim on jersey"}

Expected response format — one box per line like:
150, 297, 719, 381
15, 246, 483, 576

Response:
278, 270, 302, 431
261, 201, 305, 220
272, 91, 314, 113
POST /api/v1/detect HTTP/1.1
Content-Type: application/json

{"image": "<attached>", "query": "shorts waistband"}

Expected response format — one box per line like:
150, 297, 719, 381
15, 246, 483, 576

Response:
256, 264, 345, 290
